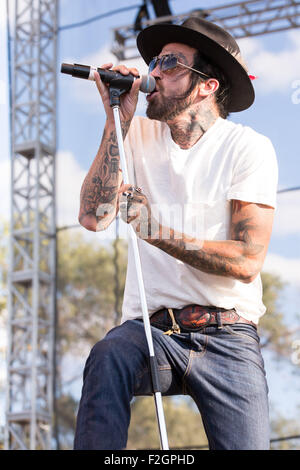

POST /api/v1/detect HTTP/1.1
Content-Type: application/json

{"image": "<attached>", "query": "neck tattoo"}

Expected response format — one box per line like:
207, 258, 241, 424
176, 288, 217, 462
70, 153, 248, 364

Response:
168, 108, 218, 149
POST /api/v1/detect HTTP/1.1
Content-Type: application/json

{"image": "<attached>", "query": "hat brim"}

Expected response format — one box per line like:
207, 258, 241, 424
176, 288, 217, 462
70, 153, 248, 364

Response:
137, 23, 254, 112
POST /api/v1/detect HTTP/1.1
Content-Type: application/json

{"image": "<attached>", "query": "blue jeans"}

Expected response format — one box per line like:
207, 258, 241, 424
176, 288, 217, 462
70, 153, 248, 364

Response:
74, 319, 269, 450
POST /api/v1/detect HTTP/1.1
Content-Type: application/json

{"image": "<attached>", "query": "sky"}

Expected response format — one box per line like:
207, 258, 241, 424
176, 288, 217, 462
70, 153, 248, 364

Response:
0, 0, 300, 435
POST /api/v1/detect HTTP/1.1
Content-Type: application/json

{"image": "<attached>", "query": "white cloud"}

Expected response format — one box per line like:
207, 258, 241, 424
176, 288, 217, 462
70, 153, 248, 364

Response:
0, 150, 128, 243
81, 43, 148, 75
56, 150, 85, 227
63, 44, 149, 115
81, 32, 300, 99
0, 151, 85, 228
0, 79, 7, 106
62, 30, 300, 110
56, 150, 128, 241
263, 252, 300, 287
273, 189, 300, 236
239, 30, 300, 94
0, 0, 7, 29
0, 158, 10, 220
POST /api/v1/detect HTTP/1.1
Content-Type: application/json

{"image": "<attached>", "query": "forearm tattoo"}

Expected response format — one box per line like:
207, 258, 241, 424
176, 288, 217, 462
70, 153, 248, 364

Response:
79, 120, 131, 226
148, 201, 264, 282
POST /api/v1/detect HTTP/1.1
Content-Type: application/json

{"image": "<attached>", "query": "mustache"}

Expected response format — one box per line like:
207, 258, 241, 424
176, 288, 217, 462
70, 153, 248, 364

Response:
152, 77, 196, 101
155, 85, 193, 102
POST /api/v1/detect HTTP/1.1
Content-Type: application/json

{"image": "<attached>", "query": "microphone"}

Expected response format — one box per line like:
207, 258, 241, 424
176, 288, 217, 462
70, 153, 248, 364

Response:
61, 63, 156, 94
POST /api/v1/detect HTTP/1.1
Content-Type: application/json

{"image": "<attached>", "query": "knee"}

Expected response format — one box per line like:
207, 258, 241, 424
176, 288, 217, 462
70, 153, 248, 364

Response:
88, 336, 123, 368
83, 322, 147, 383
86, 334, 140, 375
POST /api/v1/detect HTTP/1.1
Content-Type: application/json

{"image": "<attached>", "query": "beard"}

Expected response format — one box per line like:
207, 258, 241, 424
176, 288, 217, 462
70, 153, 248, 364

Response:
146, 89, 193, 122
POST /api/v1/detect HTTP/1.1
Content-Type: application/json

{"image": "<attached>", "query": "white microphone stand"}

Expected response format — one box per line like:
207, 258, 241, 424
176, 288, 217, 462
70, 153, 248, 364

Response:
110, 86, 169, 451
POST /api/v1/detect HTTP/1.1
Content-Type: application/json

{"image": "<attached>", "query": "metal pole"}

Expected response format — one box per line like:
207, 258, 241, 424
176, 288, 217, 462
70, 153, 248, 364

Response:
112, 105, 169, 451
6, 0, 57, 450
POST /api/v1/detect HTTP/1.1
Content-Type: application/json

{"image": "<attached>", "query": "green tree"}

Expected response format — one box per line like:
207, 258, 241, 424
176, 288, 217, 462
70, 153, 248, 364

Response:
56, 229, 127, 355
127, 396, 208, 450
270, 412, 300, 450
54, 229, 128, 448
259, 272, 293, 355
0, 220, 8, 450
54, 228, 300, 449
0, 219, 8, 314
1, 224, 299, 449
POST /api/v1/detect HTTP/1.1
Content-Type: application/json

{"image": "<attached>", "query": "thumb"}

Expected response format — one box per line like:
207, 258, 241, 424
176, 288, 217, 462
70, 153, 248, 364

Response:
131, 77, 142, 97
95, 71, 107, 97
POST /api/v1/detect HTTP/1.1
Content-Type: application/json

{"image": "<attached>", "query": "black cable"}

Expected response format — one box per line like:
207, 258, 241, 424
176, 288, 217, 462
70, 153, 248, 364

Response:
56, 224, 81, 232
58, 0, 178, 32
169, 434, 300, 449
58, 4, 142, 32
6, 4, 143, 42
270, 434, 300, 443
56, 183, 300, 232
277, 186, 300, 194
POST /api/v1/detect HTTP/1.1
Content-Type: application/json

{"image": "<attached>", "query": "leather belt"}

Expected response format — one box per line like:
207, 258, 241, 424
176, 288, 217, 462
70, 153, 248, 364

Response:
150, 304, 256, 335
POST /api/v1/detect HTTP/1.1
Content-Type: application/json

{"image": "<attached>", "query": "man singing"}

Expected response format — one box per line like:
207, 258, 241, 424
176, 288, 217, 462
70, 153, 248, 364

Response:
74, 17, 278, 450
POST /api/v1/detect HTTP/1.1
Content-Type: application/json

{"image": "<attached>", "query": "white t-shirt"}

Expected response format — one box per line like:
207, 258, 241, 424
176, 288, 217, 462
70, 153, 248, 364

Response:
121, 116, 278, 325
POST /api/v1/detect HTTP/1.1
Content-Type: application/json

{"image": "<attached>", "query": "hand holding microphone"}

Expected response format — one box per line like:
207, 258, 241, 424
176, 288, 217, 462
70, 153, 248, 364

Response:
61, 62, 155, 93
61, 62, 155, 124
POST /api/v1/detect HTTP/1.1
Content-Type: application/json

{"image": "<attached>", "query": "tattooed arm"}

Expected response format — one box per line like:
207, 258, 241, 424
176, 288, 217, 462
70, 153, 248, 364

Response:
146, 200, 274, 283
78, 62, 141, 232
78, 120, 130, 231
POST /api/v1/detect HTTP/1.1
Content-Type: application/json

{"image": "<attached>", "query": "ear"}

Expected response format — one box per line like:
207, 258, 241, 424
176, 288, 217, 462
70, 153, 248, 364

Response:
198, 78, 219, 98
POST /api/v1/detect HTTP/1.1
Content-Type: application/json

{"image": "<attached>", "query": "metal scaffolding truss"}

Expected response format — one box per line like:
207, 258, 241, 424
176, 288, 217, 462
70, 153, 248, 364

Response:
6, 0, 58, 450
111, 0, 300, 60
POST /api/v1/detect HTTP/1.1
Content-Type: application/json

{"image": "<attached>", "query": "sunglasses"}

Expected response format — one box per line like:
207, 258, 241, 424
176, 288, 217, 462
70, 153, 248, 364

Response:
148, 54, 210, 79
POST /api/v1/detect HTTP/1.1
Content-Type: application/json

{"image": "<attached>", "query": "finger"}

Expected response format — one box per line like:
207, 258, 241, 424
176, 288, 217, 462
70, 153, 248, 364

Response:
97, 63, 114, 91
122, 192, 134, 200
118, 184, 133, 194
112, 64, 130, 75
127, 204, 140, 222
94, 71, 107, 96
134, 187, 143, 193
100, 62, 114, 69
131, 77, 142, 95
119, 198, 136, 225
112, 66, 140, 77
118, 191, 130, 210
127, 67, 140, 77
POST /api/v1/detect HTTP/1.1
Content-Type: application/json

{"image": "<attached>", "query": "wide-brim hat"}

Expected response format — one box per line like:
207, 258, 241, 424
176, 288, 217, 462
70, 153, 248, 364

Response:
137, 16, 255, 112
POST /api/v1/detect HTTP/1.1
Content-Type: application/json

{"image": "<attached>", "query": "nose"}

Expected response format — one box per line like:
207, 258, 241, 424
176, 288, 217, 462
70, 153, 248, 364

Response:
149, 62, 162, 79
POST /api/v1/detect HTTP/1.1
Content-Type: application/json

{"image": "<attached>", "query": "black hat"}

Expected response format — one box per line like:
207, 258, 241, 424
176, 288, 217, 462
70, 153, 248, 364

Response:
137, 16, 255, 112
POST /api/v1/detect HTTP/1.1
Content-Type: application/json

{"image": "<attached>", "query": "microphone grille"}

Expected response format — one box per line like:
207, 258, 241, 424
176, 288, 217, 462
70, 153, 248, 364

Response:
140, 75, 156, 94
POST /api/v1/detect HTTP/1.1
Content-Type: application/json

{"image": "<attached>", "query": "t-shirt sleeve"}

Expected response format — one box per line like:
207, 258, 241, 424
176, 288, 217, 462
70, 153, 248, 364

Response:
227, 130, 278, 208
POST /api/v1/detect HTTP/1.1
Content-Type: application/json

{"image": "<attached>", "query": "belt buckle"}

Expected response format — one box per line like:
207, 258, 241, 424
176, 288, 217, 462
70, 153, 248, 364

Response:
177, 308, 212, 332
